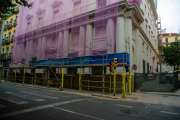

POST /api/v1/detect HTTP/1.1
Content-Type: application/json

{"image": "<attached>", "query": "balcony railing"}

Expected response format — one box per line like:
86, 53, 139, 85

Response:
13, 20, 17, 27
7, 23, 12, 29
2, 39, 6, 45
4, 25, 7, 31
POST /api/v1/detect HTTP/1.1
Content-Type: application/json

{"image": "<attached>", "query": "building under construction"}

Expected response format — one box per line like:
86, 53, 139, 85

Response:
5, 0, 158, 93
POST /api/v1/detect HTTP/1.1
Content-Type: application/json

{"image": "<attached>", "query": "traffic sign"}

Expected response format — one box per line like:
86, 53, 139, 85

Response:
133, 64, 137, 70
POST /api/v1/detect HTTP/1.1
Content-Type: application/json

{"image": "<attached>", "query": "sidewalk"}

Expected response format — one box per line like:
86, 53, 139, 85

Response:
1, 80, 180, 107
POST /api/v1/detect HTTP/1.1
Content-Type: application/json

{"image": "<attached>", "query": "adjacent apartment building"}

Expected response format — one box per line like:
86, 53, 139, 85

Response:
12, 0, 158, 74
0, 6, 19, 67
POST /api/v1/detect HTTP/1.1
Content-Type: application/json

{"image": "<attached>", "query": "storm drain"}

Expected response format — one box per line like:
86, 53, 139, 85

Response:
120, 109, 138, 114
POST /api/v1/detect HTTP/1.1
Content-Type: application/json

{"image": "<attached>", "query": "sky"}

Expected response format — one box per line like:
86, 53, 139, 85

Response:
157, 0, 180, 33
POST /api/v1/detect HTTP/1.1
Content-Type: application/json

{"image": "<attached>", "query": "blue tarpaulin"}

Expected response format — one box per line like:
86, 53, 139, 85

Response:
29, 53, 129, 67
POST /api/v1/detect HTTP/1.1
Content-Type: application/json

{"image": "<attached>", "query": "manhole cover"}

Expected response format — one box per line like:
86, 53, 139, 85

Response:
120, 109, 138, 114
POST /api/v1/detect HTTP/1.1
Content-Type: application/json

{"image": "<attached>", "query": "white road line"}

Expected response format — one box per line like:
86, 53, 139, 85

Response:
6, 92, 45, 101
0, 95, 28, 105
116, 104, 133, 108
20, 91, 59, 99
0, 99, 86, 119
87, 100, 102, 103
52, 107, 105, 120
26, 91, 71, 98
160, 111, 179, 115
0, 104, 6, 108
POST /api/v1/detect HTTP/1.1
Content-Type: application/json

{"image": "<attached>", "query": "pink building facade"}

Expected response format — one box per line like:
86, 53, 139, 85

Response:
12, 0, 158, 73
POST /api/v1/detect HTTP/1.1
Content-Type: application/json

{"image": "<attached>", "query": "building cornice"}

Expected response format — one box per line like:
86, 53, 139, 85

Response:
149, 0, 158, 20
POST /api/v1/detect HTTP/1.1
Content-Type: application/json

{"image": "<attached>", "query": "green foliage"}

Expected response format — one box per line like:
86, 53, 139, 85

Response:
158, 42, 180, 69
0, 0, 31, 20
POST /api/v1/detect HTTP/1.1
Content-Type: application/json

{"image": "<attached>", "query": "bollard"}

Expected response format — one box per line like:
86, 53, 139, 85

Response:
122, 71, 126, 98
62, 69, 64, 90
103, 70, 105, 94
109, 72, 111, 92
71, 71, 73, 89
79, 71, 82, 92
129, 71, 131, 95
47, 70, 50, 88
113, 68, 116, 96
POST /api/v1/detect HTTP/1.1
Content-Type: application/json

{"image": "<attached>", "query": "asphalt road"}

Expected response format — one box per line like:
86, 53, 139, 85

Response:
0, 83, 180, 120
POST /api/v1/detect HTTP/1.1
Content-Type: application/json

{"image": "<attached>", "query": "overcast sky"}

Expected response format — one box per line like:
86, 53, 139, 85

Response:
157, 0, 180, 33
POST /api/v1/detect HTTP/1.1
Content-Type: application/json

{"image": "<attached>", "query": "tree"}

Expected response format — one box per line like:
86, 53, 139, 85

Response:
0, 0, 31, 20
159, 42, 180, 71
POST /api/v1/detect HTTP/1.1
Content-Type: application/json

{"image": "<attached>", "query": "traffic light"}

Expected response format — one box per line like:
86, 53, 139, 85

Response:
109, 62, 113, 72
114, 58, 118, 67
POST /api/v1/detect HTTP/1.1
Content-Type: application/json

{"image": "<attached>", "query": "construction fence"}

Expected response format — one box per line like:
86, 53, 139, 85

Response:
135, 72, 180, 92
0, 66, 132, 98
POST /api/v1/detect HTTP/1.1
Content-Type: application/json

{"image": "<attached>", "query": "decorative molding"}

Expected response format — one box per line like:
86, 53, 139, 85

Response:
148, 25, 151, 29
145, 18, 148, 23
36, 8, 45, 16
51, 0, 62, 8
40, 0, 46, 4
72, 0, 81, 4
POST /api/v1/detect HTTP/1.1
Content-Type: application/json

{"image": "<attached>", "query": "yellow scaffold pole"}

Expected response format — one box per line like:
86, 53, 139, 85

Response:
71, 71, 73, 89
34, 70, 36, 86
79, 71, 82, 92
47, 70, 50, 88
62, 69, 64, 90
103, 70, 105, 94
122, 71, 126, 98
113, 68, 116, 96
129, 71, 131, 95
15, 70, 16, 83
109, 72, 111, 92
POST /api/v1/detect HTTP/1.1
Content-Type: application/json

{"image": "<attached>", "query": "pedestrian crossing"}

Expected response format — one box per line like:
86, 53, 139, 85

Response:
0, 90, 73, 108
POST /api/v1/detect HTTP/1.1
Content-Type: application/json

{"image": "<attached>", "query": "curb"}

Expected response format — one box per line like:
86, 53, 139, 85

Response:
91, 94, 123, 99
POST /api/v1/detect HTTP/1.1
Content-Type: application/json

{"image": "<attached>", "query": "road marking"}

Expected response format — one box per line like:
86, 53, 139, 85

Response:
160, 111, 179, 115
21, 91, 59, 99
26, 90, 71, 98
116, 104, 133, 108
6, 92, 45, 101
0, 99, 86, 119
0, 95, 28, 105
0, 104, 6, 108
87, 100, 102, 103
52, 107, 105, 120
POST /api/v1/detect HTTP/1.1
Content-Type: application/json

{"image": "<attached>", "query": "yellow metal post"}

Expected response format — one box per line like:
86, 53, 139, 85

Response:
109, 72, 111, 92
62, 69, 64, 90
71, 71, 73, 89
23, 69, 25, 84
34, 71, 36, 86
113, 68, 116, 95
15, 70, 16, 83
79, 71, 82, 92
103, 70, 105, 94
129, 71, 131, 95
47, 70, 50, 88
32, 73, 33, 84
122, 71, 126, 98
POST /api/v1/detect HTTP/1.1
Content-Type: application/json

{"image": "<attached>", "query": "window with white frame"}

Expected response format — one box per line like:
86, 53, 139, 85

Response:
146, 46, 148, 56
97, 0, 106, 8
142, 42, 144, 52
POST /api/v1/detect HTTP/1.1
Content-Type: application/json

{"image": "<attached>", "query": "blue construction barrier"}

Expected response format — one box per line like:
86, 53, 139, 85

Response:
29, 53, 129, 67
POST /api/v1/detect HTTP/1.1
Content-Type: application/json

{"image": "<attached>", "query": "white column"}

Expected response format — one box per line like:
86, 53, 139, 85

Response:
63, 30, 69, 58
58, 32, 63, 58
29, 40, 33, 61
116, 17, 125, 53
25, 41, 29, 62
134, 28, 141, 73
41, 37, 44, 60
85, 24, 93, 56
107, 18, 115, 54
37, 37, 42, 60
79, 26, 85, 56
126, 18, 133, 73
